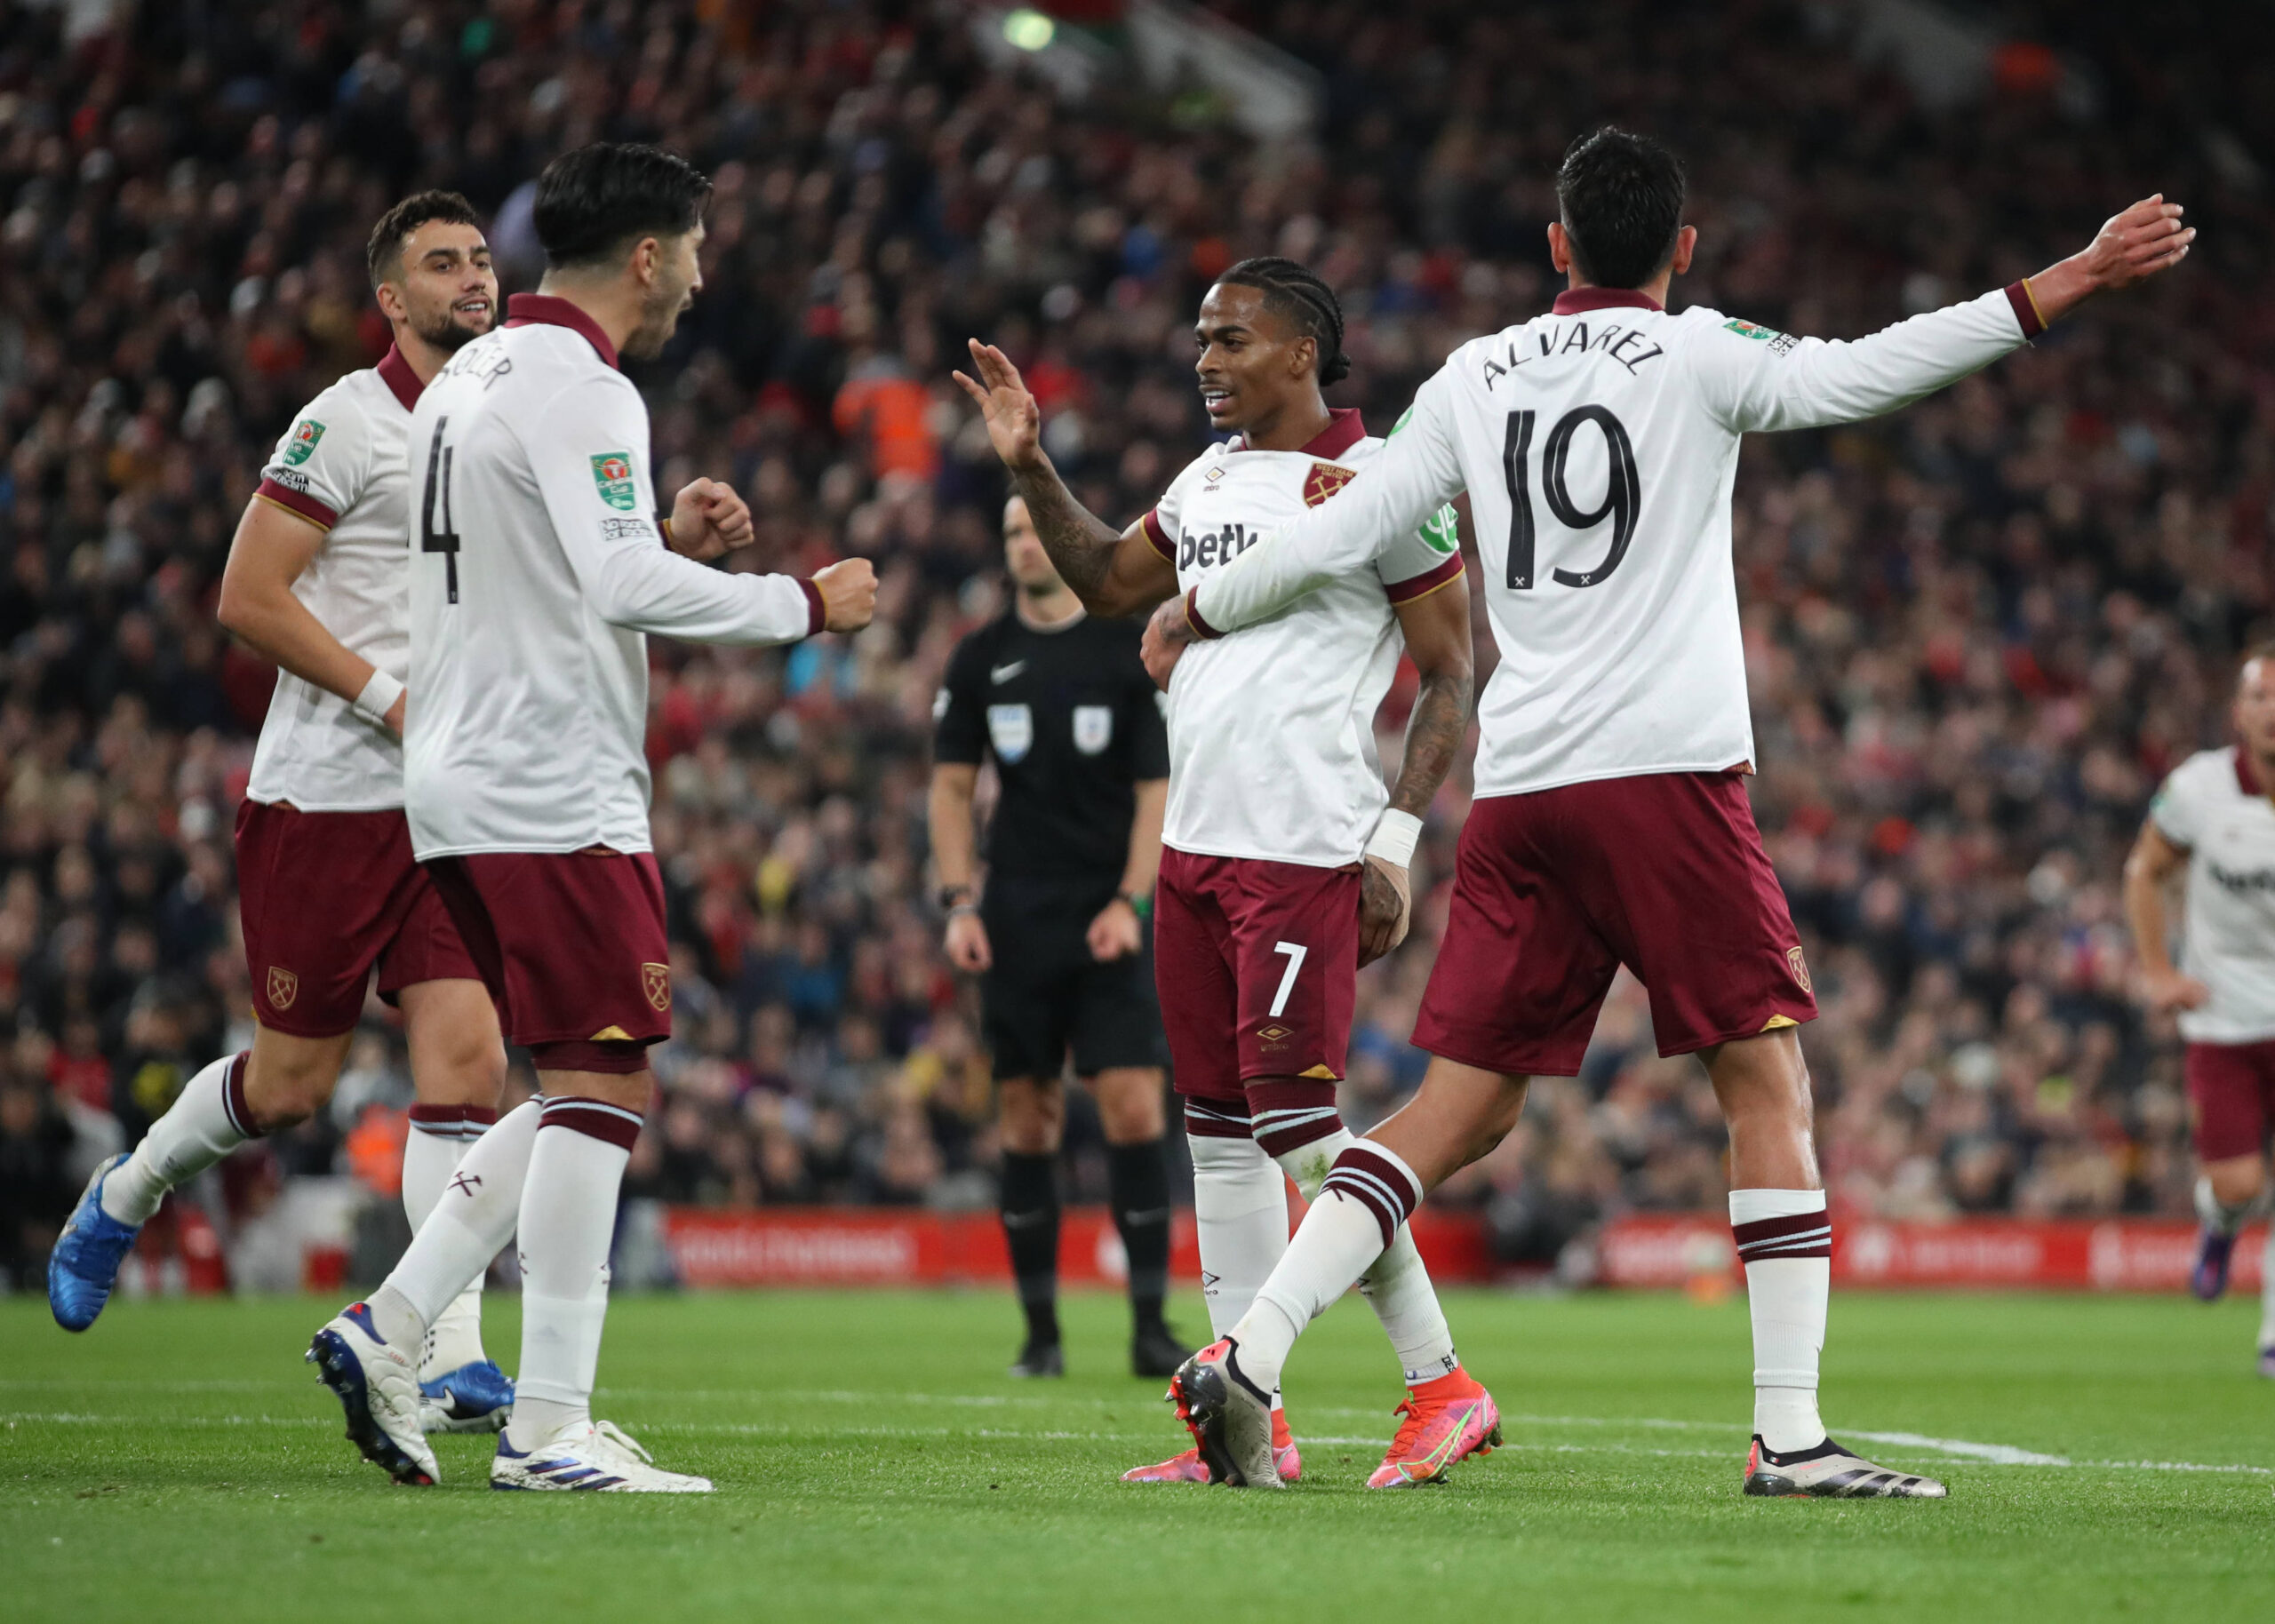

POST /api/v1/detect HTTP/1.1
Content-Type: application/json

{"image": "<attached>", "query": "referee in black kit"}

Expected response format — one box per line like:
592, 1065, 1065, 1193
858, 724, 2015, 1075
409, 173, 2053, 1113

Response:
930, 493, 1183, 1379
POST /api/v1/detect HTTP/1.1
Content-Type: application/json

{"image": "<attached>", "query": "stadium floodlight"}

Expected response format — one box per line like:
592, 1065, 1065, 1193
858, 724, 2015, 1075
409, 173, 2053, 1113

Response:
1002, 9, 1056, 52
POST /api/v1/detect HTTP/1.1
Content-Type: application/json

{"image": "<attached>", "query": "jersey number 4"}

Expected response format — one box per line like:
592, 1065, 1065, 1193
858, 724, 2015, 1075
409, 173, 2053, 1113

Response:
420, 418, 461, 603
1501, 405, 1640, 591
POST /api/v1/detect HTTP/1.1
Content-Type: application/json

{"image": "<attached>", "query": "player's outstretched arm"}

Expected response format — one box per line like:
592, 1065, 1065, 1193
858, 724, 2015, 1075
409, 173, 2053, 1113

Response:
218, 499, 405, 735
954, 339, 1176, 617
2121, 816, 2209, 1015
1698, 195, 2192, 435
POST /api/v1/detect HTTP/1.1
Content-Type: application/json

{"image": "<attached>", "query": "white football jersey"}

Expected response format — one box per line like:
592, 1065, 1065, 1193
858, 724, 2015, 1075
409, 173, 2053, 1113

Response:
1191, 285, 2040, 798
1147, 410, 1463, 866
243, 350, 426, 812
404, 294, 820, 859
2149, 746, 2275, 1044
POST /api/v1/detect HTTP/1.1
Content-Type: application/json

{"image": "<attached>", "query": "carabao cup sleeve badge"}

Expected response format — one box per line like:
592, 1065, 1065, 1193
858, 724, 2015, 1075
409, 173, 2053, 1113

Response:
590, 451, 638, 511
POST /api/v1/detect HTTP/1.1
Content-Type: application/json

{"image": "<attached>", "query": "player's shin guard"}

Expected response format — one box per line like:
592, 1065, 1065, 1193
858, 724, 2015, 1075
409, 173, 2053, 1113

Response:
1731, 1189, 1832, 1454
1106, 1138, 1172, 1331
1000, 1150, 1061, 1349
1235, 1139, 1425, 1397
100, 1052, 254, 1224
1265, 1114, 1455, 1387
403, 1103, 499, 1373
504, 1098, 640, 1451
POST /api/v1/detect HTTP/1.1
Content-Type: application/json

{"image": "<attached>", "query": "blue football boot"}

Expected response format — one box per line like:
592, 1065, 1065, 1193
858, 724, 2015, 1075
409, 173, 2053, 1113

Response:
48, 1155, 141, 1332
419, 1360, 515, 1434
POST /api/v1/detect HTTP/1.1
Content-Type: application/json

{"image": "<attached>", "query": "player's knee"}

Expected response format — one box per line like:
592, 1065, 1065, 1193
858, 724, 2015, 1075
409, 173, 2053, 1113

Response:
243, 1055, 334, 1129
2207, 1158, 2266, 1207
419, 1035, 507, 1108
1094, 1071, 1166, 1143
997, 1080, 1063, 1154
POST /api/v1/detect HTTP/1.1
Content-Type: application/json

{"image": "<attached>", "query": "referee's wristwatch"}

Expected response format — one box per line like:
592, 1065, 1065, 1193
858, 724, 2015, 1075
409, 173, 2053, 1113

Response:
938, 883, 978, 917
1114, 888, 1152, 921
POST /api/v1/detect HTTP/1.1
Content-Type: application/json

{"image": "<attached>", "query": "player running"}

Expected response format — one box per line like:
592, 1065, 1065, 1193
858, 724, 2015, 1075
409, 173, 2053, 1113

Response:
306, 144, 877, 1493
1145, 130, 2193, 1497
2125, 648, 2275, 1376
48, 192, 527, 1433
956, 258, 1497, 1488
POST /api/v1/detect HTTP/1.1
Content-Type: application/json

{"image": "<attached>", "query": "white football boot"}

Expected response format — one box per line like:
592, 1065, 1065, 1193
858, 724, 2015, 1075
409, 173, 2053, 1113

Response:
1744, 1436, 1948, 1498
491, 1418, 713, 1493
307, 1302, 439, 1486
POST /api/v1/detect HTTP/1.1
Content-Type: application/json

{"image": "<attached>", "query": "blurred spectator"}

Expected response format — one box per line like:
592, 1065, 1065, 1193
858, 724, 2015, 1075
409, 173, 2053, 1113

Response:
0, 0, 2266, 1289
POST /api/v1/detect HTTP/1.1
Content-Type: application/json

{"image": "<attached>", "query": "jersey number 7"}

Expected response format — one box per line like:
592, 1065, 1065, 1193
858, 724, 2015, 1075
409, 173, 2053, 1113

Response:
1501, 406, 1640, 592
420, 418, 461, 603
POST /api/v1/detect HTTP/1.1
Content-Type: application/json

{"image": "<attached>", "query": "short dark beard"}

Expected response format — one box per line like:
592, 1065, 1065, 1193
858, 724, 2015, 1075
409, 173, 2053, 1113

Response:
413, 308, 488, 352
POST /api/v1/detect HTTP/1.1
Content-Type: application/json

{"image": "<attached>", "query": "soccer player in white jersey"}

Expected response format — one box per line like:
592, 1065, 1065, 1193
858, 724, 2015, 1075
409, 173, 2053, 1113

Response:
956, 257, 1498, 1489
2126, 649, 2275, 1376
1145, 129, 2194, 1497
48, 193, 529, 1430
307, 144, 878, 1493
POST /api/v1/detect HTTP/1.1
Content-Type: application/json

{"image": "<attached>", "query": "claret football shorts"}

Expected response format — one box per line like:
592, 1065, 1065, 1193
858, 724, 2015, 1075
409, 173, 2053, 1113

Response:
1412, 770, 1817, 1077
235, 799, 483, 1039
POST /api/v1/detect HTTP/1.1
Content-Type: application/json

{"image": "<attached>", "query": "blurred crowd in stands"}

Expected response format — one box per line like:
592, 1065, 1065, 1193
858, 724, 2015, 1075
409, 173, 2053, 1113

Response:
1, 0, 2269, 1287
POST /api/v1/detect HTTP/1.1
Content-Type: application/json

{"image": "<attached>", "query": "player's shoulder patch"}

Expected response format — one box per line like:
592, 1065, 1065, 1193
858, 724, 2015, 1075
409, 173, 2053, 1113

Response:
1722, 316, 1800, 357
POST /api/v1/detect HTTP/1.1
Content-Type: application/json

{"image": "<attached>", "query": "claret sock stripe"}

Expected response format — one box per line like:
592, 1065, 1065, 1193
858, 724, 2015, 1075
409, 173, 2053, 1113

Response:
219, 1052, 255, 1139
1247, 1081, 1342, 1158
1319, 1144, 1421, 1249
1732, 1210, 1832, 1262
408, 1103, 500, 1142
538, 1095, 644, 1150
1183, 1099, 1256, 1140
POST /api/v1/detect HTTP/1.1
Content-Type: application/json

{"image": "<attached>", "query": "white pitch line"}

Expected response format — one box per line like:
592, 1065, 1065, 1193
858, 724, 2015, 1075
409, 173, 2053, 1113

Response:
8, 1403, 2266, 1477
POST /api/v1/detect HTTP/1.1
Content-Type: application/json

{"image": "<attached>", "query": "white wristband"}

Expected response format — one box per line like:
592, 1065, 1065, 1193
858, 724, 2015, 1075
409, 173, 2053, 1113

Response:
1365, 808, 1422, 869
352, 669, 404, 728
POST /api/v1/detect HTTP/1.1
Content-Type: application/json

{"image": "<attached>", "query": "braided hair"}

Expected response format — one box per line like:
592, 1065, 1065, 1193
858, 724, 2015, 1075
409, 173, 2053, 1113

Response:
1216, 256, 1351, 386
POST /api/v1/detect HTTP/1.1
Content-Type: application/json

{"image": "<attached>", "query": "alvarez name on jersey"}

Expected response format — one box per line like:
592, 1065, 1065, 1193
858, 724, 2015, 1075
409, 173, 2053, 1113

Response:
1189, 286, 2041, 799
2150, 746, 2275, 1045
244, 347, 427, 812
1143, 408, 1461, 867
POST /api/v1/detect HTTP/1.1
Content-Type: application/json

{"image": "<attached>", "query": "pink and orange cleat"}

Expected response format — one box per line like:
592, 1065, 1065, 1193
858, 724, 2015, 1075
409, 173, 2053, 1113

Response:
1123, 1409, 1302, 1484
1364, 1367, 1502, 1489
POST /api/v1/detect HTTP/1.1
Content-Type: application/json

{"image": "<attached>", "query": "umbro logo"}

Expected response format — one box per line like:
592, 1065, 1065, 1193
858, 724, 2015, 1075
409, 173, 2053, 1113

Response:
1205, 466, 1225, 482
991, 661, 1026, 684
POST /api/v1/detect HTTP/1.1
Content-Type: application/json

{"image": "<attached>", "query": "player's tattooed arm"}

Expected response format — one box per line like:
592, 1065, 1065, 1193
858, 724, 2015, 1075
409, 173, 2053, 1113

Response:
954, 338, 1177, 617
1386, 554, 1475, 819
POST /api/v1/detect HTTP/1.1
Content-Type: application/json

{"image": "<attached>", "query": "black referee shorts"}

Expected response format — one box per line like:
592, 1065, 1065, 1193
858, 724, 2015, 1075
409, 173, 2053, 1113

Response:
979, 875, 1167, 1081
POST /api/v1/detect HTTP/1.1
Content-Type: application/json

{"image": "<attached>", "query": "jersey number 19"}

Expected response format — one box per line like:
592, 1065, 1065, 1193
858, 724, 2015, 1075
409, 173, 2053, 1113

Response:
1501, 405, 1640, 592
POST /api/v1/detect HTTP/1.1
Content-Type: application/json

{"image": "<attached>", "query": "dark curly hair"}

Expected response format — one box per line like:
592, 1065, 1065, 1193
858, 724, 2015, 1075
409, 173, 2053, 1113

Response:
364, 190, 480, 290
1216, 256, 1351, 386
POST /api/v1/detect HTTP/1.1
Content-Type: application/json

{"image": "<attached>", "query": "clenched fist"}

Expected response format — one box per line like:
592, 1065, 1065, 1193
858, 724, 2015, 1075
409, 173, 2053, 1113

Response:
812, 557, 878, 633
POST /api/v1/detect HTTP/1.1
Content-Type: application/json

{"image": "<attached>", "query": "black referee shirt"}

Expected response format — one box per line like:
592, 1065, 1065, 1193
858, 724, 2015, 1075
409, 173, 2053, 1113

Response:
933, 607, 1169, 882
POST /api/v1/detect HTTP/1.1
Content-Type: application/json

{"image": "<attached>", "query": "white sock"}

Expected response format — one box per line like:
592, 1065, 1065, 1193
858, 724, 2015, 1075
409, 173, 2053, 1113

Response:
402, 1105, 501, 1375
1731, 1188, 1832, 1453
1233, 1140, 1425, 1397
505, 1098, 640, 1449
377, 1100, 539, 1341
102, 1053, 253, 1223
2260, 1225, 2275, 1352
1189, 1129, 1291, 1413
2196, 1175, 2251, 1236
1272, 1129, 1454, 1385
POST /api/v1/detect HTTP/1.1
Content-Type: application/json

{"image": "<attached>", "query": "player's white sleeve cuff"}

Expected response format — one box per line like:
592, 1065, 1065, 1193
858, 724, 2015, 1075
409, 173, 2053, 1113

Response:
352, 669, 404, 728
1365, 808, 1422, 868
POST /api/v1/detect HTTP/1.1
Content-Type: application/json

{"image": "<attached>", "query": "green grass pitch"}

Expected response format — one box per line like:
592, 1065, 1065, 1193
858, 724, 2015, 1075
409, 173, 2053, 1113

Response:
4, 1286, 2270, 1622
